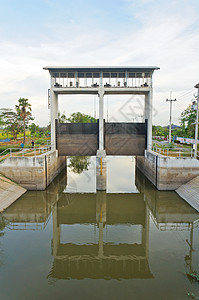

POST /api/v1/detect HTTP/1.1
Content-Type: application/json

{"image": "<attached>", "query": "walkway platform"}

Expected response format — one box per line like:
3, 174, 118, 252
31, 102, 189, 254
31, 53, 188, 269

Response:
176, 176, 199, 212
0, 174, 26, 212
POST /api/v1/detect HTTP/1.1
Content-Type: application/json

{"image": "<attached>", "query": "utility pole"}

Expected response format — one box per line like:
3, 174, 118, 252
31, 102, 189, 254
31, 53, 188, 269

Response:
194, 83, 199, 158
166, 92, 176, 144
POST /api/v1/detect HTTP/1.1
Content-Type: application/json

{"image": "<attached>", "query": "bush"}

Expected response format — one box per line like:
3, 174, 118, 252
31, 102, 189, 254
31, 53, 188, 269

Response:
35, 138, 47, 145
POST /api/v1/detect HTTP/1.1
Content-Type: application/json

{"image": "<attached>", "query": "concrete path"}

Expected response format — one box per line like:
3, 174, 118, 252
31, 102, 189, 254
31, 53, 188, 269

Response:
176, 176, 199, 212
0, 174, 26, 212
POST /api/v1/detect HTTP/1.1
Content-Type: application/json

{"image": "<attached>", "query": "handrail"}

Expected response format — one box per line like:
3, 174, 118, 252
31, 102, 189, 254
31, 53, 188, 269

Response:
0, 145, 53, 162
152, 145, 199, 159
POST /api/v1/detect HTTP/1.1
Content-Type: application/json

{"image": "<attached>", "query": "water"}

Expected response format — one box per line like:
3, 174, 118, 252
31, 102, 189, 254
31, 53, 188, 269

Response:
0, 156, 199, 300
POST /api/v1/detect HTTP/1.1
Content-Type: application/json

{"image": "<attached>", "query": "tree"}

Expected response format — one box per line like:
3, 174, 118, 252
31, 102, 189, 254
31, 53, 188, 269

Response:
0, 114, 4, 129
58, 112, 68, 123
0, 108, 22, 140
67, 112, 97, 123
180, 104, 197, 138
15, 98, 34, 143
68, 156, 90, 174
29, 123, 39, 136
152, 125, 169, 137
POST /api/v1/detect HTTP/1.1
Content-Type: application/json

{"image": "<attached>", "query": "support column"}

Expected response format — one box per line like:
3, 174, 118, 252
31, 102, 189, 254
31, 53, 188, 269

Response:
98, 89, 104, 151
145, 90, 153, 150
96, 88, 106, 190
50, 90, 58, 150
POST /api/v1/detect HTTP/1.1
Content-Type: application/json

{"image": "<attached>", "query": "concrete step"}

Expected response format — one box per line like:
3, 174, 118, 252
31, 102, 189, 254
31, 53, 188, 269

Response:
0, 174, 27, 212
176, 176, 199, 212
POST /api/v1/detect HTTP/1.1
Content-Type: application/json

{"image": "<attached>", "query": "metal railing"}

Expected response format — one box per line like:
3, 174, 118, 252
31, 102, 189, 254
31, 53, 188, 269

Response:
159, 223, 192, 231
0, 145, 52, 162
152, 145, 199, 159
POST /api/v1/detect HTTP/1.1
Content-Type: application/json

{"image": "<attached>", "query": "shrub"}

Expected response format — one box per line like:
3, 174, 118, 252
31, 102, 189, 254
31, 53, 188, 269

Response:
35, 138, 47, 145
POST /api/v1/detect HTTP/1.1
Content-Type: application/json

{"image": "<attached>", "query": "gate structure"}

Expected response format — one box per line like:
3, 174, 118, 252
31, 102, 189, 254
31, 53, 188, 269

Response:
56, 120, 147, 156
44, 66, 159, 157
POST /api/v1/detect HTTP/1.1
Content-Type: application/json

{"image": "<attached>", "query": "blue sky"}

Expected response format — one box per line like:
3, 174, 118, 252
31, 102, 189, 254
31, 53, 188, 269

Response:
0, 0, 199, 125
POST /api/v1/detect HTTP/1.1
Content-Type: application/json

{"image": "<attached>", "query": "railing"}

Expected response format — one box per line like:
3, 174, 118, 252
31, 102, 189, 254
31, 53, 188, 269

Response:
159, 223, 192, 231
54, 82, 151, 89
0, 145, 52, 162
152, 145, 199, 159
7, 223, 43, 231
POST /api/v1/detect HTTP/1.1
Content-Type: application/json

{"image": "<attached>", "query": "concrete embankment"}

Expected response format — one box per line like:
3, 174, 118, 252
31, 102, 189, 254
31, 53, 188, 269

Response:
0, 150, 66, 190
136, 150, 199, 190
0, 174, 26, 212
176, 176, 199, 212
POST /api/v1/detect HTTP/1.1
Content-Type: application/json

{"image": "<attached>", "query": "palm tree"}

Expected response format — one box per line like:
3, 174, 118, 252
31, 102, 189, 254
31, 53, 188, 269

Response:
15, 98, 34, 144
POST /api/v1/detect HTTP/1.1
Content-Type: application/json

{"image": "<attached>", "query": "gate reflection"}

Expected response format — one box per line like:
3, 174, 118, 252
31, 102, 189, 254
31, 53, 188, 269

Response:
2, 167, 199, 280
50, 191, 152, 280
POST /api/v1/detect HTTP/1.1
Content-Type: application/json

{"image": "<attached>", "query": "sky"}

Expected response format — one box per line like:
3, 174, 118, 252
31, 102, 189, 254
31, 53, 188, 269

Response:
0, 0, 199, 126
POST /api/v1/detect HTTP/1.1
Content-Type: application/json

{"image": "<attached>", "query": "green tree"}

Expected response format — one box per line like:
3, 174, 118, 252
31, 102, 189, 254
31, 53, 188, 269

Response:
0, 109, 22, 140
0, 114, 4, 129
152, 125, 169, 137
58, 112, 68, 123
29, 123, 39, 136
180, 104, 196, 138
15, 98, 34, 143
68, 156, 90, 174
67, 112, 97, 123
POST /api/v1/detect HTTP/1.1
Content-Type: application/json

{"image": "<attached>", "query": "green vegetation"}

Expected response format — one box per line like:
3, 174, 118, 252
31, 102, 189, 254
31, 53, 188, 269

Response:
152, 125, 169, 138
0, 109, 23, 140
180, 104, 196, 137
0, 98, 33, 142
68, 156, 90, 174
153, 101, 198, 140
15, 98, 34, 143
61, 111, 97, 123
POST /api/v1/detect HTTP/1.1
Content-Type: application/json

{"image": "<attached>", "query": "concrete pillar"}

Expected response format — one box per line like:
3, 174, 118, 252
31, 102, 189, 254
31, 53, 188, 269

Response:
98, 89, 104, 151
96, 150, 106, 190
50, 90, 58, 150
145, 90, 153, 150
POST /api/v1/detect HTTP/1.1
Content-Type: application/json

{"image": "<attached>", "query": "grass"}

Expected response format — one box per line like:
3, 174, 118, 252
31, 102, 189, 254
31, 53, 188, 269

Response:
0, 133, 50, 156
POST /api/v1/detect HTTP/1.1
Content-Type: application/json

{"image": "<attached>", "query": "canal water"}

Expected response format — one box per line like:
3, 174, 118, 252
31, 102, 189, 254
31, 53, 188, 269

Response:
0, 156, 199, 300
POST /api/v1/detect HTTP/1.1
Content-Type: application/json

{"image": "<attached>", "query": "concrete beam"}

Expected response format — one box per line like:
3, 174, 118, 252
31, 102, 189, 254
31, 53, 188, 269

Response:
51, 87, 150, 95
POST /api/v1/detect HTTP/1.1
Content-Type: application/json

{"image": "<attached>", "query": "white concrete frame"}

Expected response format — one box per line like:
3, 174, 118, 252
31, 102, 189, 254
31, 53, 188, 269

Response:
45, 67, 159, 152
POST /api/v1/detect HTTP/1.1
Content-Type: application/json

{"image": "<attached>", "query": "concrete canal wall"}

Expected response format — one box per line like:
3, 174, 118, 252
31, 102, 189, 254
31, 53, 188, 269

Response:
0, 174, 26, 212
136, 150, 199, 190
0, 150, 66, 190
176, 176, 199, 212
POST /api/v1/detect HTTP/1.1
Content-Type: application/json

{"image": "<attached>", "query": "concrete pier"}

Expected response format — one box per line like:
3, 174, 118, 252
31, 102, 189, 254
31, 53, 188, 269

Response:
96, 150, 106, 191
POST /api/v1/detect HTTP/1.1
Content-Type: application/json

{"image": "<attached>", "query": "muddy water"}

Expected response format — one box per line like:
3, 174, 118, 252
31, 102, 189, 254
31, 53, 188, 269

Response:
0, 156, 199, 300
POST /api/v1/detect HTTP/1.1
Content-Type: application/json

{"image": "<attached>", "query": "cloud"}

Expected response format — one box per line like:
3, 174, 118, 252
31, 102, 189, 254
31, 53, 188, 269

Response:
0, 0, 199, 126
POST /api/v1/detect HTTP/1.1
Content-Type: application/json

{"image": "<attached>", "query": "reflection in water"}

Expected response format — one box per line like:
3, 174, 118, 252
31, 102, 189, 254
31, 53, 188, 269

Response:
1, 158, 199, 299
68, 156, 91, 174
49, 191, 152, 280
